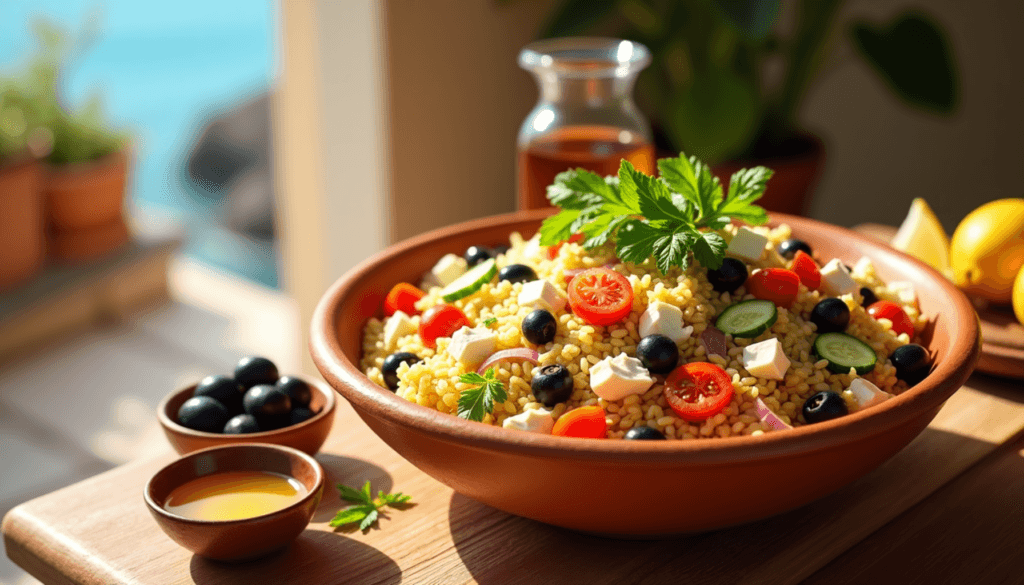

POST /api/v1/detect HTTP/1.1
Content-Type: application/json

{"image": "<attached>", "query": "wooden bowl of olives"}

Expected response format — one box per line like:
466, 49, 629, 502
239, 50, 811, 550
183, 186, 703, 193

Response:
157, 356, 335, 455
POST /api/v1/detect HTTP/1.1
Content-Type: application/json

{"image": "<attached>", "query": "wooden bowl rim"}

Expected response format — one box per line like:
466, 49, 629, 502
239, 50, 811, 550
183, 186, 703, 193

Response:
143, 443, 324, 526
310, 209, 981, 464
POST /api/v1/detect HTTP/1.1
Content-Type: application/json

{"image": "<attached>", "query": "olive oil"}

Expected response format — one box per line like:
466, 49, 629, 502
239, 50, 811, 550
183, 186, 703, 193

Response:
164, 471, 306, 521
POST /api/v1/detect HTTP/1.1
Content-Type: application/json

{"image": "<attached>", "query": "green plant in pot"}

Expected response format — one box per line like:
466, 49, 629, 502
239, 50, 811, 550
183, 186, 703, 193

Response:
536, 0, 959, 213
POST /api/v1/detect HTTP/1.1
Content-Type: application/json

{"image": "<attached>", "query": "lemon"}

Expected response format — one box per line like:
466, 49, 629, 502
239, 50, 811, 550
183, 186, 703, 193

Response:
1013, 266, 1024, 326
891, 198, 950, 275
950, 198, 1024, 304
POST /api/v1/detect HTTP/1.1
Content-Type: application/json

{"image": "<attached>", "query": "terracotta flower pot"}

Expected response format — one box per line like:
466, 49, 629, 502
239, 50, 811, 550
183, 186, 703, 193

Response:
45, 149, 129, 230
712, 135, 824, 216
47, 216, 130, 264
0, 157, 46, 291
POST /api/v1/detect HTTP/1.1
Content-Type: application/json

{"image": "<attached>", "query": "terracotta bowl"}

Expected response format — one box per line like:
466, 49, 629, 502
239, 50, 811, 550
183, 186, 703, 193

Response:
144, 443, 323, 561
309, 209, 980, 536
157, 377, 335, 456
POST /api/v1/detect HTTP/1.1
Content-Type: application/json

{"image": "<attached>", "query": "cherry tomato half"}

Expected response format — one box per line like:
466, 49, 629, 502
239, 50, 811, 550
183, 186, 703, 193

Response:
547, 233, 585, 260
551, 405, 607, 438
790, 251, 820, 290
663, 362, 735, 422
384, 282, 426, 316
867, 300, 915, 338
568, 267, 634, 326
418, 304, 470, 348
746, 268, 800, 307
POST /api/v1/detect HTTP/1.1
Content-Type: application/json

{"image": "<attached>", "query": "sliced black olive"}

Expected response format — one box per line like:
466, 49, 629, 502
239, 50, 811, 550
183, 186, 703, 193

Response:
382, 352, 421, 391
531, 364, 573, 406
707, 258, 748, 293
498, 264, 537, 284
802, 391, 848, 424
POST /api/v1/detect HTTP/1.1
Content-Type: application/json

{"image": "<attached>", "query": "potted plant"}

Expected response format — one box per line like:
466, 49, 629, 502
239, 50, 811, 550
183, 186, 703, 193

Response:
535, 0, 959, 214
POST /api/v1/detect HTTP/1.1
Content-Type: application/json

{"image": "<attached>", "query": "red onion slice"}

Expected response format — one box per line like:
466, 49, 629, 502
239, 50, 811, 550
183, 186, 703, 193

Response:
477, 348, 540, 374
700, 325, 728, 358
755, 398, 793, 431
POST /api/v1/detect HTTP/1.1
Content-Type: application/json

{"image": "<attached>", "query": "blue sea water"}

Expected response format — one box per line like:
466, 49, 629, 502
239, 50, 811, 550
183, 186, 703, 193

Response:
1, 0, 279, 287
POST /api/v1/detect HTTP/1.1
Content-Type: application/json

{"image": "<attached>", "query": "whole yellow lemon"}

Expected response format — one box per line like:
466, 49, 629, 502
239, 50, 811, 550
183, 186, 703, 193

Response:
1014, 266, 1024, 326
950, 198, 1024, 304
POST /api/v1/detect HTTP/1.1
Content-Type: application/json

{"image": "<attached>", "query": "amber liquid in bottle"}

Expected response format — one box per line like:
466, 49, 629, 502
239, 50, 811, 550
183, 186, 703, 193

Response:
518, 125, 655, 211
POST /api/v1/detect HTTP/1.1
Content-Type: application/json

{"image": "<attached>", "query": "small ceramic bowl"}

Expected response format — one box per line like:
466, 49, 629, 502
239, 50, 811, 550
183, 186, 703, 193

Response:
157, 377, 335, 455
144, 443, 324, 561
309, 209, 981, 536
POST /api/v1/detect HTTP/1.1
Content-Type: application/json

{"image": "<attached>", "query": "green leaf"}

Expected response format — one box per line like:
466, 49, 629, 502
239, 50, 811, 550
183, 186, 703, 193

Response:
651, 229, 696, 273
664, 67, 759, 163
711, 0, 780, 40
482, 317, 497, 327
658, 155, 700, 211
623, 162, 691, 225
539, 209, 580, 246
458, 372, 488, 386
724, 166, 773, 207
692, 231, 728, 270
691, 156, 725, 220
329, 506, 371, 528
615, 220, 663, 266
457, 368, 507, 422
851, 13, 957, 114
384, 493, 413, 506
361, 481, 373, 503
581, 215, 628, 248
547, 169, 610, 209
338, 483, 369, 504
359, 508, 379, 531
614, 160, 642, 214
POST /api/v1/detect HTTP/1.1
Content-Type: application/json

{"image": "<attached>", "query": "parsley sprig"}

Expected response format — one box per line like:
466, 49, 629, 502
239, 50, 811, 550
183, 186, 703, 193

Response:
457, 367, 508, 422
330, 481, 413, 531
539, 153, 773, 273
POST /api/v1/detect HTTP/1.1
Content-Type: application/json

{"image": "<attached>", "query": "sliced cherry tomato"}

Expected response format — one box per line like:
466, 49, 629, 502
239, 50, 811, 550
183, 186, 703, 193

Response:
663, 362, 735, 422
567, 267, 633, 326
867, 300, 915, 338
547, 233, 585, 260
790, 250, 820, 290
746, 268, 800, 307
551, 405, 607, 438
384, 282, 426, 316
418, 304, 470, 348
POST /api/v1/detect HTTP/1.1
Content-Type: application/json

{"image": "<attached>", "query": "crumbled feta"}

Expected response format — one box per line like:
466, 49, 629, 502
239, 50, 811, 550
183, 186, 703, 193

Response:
446, 326, 497, 367
589, 354, 654, 401
383, 310, 416, 349
888, 281, 917, 307
502, 408, 554, 433
639, 301, 693, 343
820, 259, 859, 296
741, 338, 791, 381
430, 253, 467, 287
518, 279, 567, 313
522, 233, 542, 260
848, 378, 892, 409
727, 227, 768, 262
853, 256, 874, 278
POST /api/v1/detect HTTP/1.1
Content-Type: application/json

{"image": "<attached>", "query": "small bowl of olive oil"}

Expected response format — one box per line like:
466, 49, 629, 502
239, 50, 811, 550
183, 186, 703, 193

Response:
144, 443, 324, 561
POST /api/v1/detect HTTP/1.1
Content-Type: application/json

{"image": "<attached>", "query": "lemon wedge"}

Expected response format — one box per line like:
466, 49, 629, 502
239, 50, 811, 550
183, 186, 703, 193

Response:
891, 198, 951, 275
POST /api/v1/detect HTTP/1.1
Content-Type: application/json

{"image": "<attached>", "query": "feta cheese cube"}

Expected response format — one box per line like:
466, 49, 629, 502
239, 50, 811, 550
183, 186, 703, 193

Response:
589, 354, 654, 401
741, 338, 791, 381
518, 279, 567, 313
889, 281, 917, 307
848, 378, 892, 409
430, 254, 467, 287
447, 326, 497, 367
383, 310, 416, 349
522, 233, 542, 260
727, 227, 769, 262
639, 301, 693, 343
820, 259, 859, 296
502, 408, 554, 433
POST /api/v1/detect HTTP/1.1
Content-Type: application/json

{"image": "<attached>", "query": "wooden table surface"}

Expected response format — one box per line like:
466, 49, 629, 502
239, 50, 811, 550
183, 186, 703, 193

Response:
3, 371, 1024, 585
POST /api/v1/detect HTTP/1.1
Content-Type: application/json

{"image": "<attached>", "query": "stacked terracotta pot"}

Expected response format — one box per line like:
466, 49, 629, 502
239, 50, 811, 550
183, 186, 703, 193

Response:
0, 156, 46, 291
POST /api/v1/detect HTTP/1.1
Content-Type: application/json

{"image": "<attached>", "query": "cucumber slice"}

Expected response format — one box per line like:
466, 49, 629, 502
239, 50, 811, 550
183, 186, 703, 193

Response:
716, 300, 778, 338
813, 332, 877, 375
440, 258, 497, 302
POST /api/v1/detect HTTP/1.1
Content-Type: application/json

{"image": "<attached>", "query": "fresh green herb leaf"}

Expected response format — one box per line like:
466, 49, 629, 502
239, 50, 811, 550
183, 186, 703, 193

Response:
331, 481, 414, 532
538, 208, 581, 246
692, 231, 728, 271
457, 368, 508, 422
482, 317, 498, 327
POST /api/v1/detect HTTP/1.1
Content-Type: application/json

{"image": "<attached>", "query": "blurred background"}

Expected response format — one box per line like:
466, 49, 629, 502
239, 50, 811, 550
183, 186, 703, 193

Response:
1, 1, 1022, 583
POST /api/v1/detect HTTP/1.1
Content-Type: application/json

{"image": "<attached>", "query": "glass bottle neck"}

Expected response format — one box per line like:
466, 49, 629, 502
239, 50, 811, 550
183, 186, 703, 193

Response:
532, 69, 640, 108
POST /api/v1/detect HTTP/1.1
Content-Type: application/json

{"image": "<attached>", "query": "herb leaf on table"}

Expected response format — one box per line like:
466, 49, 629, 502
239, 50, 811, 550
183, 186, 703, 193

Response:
330, 481, 414, 532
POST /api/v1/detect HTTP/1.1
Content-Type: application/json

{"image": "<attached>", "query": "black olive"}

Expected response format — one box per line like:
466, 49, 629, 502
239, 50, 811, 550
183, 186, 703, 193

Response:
464, 246, 493, 267
810, 298, 851, 333
531, 364, 574, 406
891, 343, 931, 386
779, 238, 812, 260
193, 374, 245, 413
276, 376, 312, 408
859, 287, 879, 308
243, 384, 292, 429
624, 426, 666, 440
707, 258, 748, 293
223, 414, 260, 434
498, 263, 537, 284
234, 356, 279, 389
382, 352, 421, 391
522, 309, 557, 345
803, 391, 849, 423
177, 396, 230, 433
289, 407, 316, 426
636, 335, 680, 374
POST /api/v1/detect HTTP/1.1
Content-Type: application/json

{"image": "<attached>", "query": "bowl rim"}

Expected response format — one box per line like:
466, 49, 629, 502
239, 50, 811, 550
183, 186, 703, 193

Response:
310, 209, 981, 464
157, 377, 336, 439
143, 443, 324, 526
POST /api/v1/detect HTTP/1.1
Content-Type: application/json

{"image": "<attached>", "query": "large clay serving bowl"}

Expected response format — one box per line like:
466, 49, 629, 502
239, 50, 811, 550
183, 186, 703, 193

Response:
309, 209, 980, 536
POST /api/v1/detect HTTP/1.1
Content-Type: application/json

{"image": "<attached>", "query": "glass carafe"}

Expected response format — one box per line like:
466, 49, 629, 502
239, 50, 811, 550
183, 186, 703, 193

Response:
517, 37, 654, 211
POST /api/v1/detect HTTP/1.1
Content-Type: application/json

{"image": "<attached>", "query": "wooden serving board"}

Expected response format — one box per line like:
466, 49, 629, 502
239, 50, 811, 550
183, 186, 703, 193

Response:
4, 373, 1024, 585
